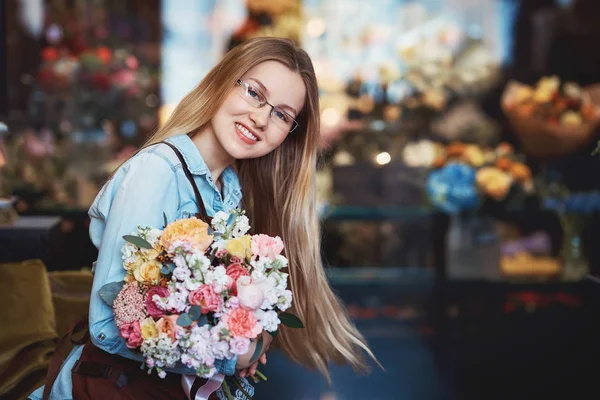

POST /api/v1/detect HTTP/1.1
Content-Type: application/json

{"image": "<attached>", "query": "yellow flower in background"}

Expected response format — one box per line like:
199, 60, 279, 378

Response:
133, 259, 162, 285
160, 217, 213, 252
140, 317, 158, 340
226, 235, 252, 260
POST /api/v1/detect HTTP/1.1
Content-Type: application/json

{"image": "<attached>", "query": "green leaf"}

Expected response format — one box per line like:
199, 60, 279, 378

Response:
188, 305, 202, 320
196, 315, 209, 327
98, 281, 125, 307
268, 329, 278, 339
123, 235, 153, 249
163, 212, 168, 228
250, 334, 264, 364
160, 263, 175, 275
279, 312, 304, 328
176, 313, 194, 327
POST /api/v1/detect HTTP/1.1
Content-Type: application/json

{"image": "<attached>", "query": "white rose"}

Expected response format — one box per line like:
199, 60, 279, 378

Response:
236, 276, 264, 310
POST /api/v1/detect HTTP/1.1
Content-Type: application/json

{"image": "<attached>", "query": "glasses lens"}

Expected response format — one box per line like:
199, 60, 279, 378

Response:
238, 82, 264, 107
270, 107, 297, 132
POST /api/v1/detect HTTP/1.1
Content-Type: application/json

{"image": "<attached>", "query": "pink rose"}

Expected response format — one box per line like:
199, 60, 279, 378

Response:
225, 308, 262, 339
229, 336, 251, 355
226, 263, 250, 295
229, 256, 242, 264
188, 284, 221, 314
155, 315, 179, 343
236, 276, 264, 310
146, 286, 169, 318
120, 321, 143, 349
251, 234, 284, 260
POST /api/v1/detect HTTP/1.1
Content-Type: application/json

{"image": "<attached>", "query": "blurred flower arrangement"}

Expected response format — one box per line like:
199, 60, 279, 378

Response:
37, 45, 153, 96
502, 76, 600, 157
388, 21, 499, 118
422, 141, 534, 214
0, 129, 80, 212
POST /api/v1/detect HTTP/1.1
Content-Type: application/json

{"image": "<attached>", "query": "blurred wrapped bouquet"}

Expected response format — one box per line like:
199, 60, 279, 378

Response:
502, 76, 600, 157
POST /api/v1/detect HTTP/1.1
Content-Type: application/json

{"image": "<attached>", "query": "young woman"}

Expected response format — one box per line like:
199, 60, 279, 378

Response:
31, 37, 375, 400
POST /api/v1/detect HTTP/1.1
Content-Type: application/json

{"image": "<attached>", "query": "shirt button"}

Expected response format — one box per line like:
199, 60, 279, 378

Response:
98, 332, 106, 341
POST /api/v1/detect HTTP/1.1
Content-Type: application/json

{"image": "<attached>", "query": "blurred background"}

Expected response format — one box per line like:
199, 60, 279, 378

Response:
2, 0, 600, 399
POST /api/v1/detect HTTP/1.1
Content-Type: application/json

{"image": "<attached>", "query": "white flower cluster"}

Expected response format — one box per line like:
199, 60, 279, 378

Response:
141, 333, 181, 377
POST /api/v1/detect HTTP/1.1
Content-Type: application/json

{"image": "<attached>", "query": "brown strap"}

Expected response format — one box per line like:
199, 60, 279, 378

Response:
42, 315, 90, 400
160, 141, 211, 223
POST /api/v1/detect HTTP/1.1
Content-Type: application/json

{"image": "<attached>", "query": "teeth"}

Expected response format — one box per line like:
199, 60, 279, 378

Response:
236, 123, 258, 141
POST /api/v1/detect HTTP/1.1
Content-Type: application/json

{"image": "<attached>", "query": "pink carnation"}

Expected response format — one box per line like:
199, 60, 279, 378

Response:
146, 286, 169, 318
113, 282, 148, 328
188, 284, 221, 314
119, 321, 143, 349
251, 234, 284, 260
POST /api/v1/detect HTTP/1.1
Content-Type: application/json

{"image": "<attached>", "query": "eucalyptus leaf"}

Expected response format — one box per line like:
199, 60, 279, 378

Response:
188, 305, 202, 320
279, 312, 304, 328
268, 329, 278, 339
196, 315, 209, 327
176, 313, 194, 327
123, 235, 153, 249
160, 265, 171, 275
250, 334, 264, 364
98, 281, 125, 307
163, 212, 168, 228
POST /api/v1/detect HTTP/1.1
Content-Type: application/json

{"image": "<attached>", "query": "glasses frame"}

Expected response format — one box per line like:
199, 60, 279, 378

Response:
235, 79, 299, 133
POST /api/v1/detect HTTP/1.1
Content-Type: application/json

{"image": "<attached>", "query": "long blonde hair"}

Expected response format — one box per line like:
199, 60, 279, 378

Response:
143, 37, 376, 380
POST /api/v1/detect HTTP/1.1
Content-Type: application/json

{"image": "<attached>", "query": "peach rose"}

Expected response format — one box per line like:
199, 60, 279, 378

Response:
155, 315, 179, 343
133, 259, 162, 285
226, 308, 262, 339
188, 284, 221, 314
226, 263, 249, 295
160, 217, 213, 252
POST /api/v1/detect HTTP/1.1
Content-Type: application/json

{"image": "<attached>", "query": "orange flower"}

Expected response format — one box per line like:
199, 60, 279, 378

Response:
160, 218, 213, 252
155, 315, 179, 343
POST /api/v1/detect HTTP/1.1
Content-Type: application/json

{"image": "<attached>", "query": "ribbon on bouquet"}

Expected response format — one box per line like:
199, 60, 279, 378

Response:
182, 373, 225, 400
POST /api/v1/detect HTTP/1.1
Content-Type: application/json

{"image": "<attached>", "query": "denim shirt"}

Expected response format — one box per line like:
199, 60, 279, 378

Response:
29, 134, 243, 400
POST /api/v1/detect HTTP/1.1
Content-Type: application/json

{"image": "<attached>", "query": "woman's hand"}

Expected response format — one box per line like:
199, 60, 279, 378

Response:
235, 331, 273, 378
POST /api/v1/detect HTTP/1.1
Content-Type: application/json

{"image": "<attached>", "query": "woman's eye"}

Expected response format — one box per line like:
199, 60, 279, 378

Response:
273, 110, 288, 122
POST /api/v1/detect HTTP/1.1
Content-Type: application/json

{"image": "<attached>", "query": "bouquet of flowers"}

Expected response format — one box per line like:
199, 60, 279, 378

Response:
502, 76, 600, 157
425, 141, 534, 214
98, 209, 303, 398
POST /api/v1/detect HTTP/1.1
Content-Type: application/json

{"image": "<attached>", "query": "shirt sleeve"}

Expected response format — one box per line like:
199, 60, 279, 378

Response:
88, 151, 237, 376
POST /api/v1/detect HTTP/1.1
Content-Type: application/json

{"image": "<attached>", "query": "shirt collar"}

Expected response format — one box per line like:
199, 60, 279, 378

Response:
166, 134, 210, 175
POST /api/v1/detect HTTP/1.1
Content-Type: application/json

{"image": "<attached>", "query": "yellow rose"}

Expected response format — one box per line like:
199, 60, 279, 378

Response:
160, 218, 213, 252
124, 256, 143, 272
141, 248, 160, 261
226, 235, 252, 260
140, 317, 158, 340
133, 260, 162, 285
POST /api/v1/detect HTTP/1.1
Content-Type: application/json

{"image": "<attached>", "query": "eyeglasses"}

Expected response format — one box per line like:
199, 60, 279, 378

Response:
235, 79, 299, 133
